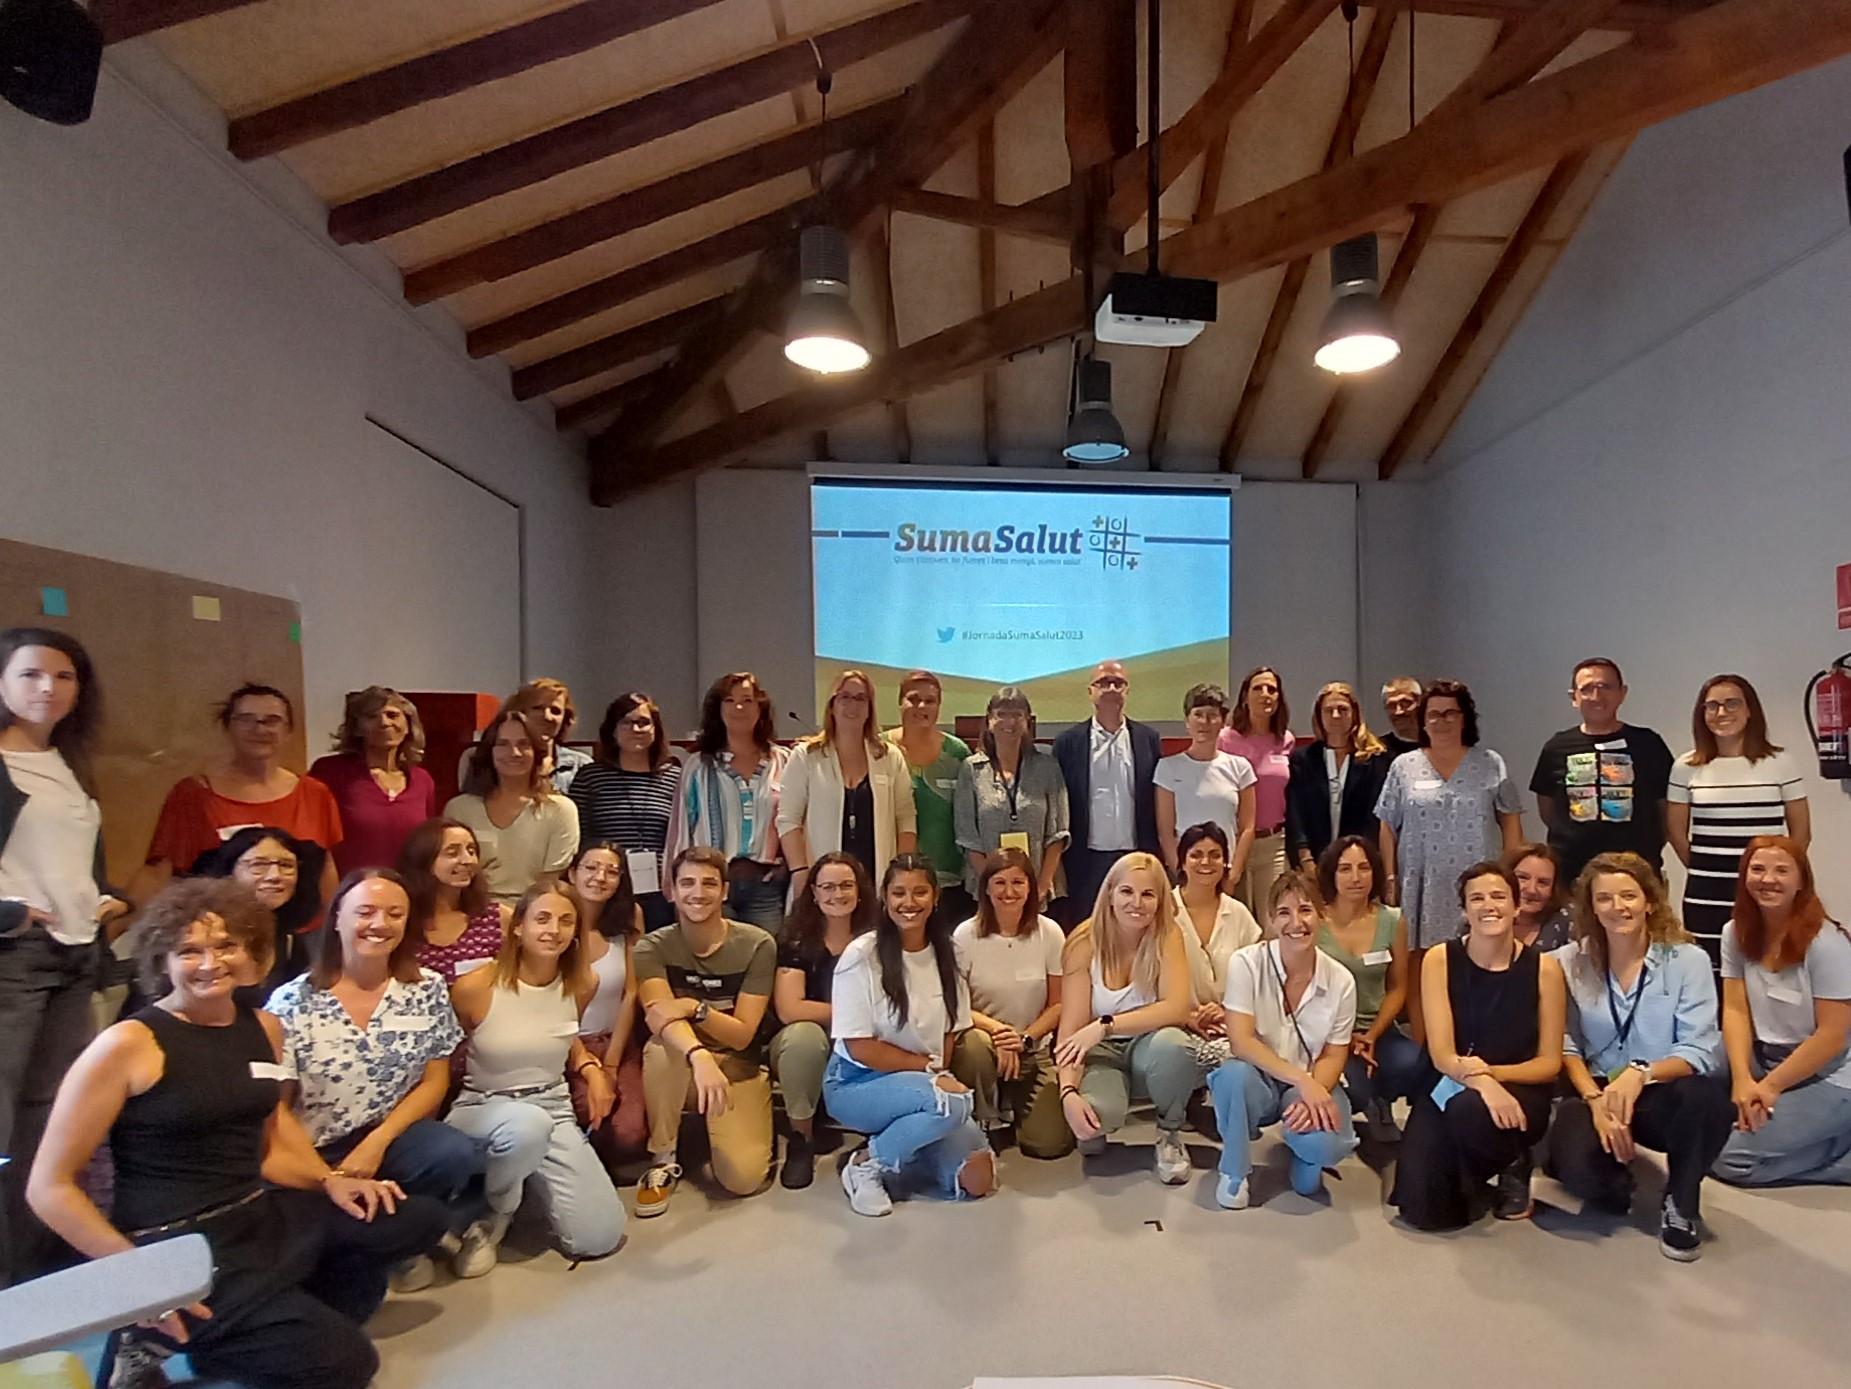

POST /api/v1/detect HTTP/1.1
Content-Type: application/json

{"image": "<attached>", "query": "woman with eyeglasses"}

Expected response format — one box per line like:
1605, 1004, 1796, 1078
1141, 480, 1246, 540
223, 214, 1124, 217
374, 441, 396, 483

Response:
1374, 678, 1523, 1039
779, 670, 917, 890
567, 692, 683, 929
307, 687, 436, 875
953, 687, 1070, 912
140, 683, 343, 911
193, 825, 326, 996
1667, 675, 1811, 970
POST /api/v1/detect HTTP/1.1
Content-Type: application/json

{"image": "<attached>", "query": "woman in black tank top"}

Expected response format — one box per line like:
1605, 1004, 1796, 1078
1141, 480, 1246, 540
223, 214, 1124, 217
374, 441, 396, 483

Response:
1391, 860, 1566, 1231
26, 879, 446, 1389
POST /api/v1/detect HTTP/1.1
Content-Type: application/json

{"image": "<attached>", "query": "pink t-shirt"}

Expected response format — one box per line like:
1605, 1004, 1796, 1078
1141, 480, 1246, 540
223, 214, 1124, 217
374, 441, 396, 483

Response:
1217, 728, 1296, 831
307, 753, 437, 875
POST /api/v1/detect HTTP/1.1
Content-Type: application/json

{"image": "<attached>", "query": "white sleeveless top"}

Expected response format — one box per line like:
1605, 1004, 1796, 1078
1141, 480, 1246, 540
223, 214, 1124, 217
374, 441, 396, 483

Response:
578, 939, 628, 1036
465, 977, 579, 1093
1091, 952, 1155, 1018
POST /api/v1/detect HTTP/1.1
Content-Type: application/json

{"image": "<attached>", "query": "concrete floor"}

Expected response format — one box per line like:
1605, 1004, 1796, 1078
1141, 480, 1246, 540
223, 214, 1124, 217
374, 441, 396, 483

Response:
364, 1123, 1851, 1389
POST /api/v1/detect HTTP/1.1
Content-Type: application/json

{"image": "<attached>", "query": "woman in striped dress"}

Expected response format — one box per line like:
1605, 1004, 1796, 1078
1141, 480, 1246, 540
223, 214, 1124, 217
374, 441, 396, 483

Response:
567, 693, 683, 929
1667, 674, 1811, 969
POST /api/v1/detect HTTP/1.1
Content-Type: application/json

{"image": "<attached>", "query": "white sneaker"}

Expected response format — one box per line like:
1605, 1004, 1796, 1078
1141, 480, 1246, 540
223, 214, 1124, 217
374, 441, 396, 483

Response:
1154, 1130, 1190, 1185
389, 1254, 436, 1292
1216, 1173, 1251, 1210
840, 1149, 893, 1217
452, 1212, 510, 1279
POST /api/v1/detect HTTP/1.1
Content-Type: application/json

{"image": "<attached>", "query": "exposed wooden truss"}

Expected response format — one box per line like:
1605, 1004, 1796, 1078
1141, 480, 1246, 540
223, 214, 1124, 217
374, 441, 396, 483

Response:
511, 298, 728, 401
593, 0, 1851, 501
887, 189, 1071, 246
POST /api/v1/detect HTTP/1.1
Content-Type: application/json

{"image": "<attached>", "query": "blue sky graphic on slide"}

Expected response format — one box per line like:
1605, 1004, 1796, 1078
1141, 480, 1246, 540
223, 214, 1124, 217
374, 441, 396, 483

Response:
812, 479, 1230, 683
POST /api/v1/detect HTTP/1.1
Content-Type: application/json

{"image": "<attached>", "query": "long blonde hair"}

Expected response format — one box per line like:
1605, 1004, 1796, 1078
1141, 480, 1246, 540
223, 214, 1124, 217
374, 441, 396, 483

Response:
807, 669, 888, 759
1071, 852, 1176, 1001
1312, 681, 1385, 759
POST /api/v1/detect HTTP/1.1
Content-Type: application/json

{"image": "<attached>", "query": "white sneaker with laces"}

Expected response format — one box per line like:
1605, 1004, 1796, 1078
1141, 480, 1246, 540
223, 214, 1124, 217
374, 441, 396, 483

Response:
1154, 1130, 1190, 1185
389, 1254, 436, 1293
452, 1212, 511, 1279
1216, 1173, 1251, 1209
841, 1149, 894, 1217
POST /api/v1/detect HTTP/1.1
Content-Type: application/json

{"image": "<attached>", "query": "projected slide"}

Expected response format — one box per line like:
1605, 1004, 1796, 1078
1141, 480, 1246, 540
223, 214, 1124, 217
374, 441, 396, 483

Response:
812, 477, 1230, 724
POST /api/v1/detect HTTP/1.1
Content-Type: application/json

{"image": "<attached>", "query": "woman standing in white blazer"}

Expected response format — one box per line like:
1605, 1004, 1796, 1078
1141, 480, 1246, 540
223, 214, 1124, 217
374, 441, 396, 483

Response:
780, 671, 917, 895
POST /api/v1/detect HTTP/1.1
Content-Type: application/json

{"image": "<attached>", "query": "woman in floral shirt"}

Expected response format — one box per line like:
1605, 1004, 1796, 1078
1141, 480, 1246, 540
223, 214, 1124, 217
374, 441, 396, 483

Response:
267, 868, 487, 1290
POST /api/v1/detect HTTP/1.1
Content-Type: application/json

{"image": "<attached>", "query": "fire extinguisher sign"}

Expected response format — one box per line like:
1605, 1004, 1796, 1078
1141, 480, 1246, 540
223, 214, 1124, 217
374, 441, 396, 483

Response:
1840, 563, 1851, 630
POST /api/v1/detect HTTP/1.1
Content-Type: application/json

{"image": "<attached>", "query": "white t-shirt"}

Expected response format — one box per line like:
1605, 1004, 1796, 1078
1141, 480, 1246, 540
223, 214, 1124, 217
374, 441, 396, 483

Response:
1223, 940, 1357, 1068
1154, 750, 1256, 842
831, 931, 972, 1066
0, 748, 103, 946
1721, 918, 1851, 1088
952, 915, 1064, 1030
1173, 889, 1264, 1005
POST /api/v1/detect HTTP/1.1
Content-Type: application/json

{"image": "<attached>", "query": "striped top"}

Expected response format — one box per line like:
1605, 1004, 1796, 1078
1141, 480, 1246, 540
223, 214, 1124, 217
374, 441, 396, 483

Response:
1668, 750, 1806, 910
568, 760, 681, 882
666, 745, 791, 866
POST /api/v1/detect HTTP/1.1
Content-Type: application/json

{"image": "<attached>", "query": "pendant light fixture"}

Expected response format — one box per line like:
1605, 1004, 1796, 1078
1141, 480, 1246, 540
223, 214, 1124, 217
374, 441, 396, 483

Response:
783, 59, 871, 375
1063, 355, 1129, 465
1314, 4, 1400, 375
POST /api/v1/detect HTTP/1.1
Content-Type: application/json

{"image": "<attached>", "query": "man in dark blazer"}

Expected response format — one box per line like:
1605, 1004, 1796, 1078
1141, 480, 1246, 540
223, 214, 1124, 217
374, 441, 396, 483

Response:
1051, 660, 1164, 929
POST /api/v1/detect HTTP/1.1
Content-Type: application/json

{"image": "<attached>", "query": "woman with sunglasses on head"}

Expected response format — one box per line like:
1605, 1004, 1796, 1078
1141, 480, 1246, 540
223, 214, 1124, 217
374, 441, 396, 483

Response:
1710, 836, 1851, 1188
1667, 675, 1811, 970
567, 692, 683, 930
139, 683, 342, 911
949, 848, 1074, 1159
780, 669, 917, 891
826, 854, 996, 1216
1389, 860, 1564, 1230
771, 850, 875, 1188
307, 687, 436, 875
1374, 678, 1523, 1039
564, 842, 648, 1175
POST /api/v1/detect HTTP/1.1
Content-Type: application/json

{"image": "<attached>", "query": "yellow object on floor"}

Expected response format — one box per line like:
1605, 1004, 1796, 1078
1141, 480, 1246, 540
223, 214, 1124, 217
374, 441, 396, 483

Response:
0, 1353, 88, 1389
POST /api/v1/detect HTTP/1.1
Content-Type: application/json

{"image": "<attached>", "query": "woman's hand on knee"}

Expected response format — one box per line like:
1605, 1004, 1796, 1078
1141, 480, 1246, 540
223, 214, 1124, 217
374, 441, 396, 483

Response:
1061, 1088, 1101, 1139
933, 1071, 970, 1095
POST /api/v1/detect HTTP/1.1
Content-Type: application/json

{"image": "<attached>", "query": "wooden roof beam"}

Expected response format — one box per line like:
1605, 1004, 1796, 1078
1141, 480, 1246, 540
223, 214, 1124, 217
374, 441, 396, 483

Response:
554, 369, 671, 433
594, 0, 1851, 501
228, 0, 730, 160
510, 297, 729, 400
887, 188, 1071, 245
92, 0, 262, 42
1360, 0, 1699, 30
320, 0, 985, 242
401, 95, 902, 305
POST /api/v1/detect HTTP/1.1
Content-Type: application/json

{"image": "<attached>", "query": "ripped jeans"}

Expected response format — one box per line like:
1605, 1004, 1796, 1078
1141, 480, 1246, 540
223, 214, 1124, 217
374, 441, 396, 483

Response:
822, 1053, 992, 1200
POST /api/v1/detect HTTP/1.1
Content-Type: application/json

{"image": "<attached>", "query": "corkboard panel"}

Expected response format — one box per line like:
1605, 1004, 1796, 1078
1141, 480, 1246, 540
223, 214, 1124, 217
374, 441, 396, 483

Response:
0, 540, 307, 885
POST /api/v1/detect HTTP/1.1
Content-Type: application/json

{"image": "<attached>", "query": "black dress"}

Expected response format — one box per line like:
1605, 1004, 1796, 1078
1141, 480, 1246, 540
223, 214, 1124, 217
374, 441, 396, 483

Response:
109, 1005, 446, 1389
1390, 939, 1554, 1230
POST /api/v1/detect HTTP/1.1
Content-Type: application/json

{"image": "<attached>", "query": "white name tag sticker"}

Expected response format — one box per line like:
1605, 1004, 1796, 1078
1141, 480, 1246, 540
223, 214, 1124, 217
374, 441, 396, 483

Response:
249, 1061, 290, 1081
384, 1017, 436, 1033
1766, 984, 1805, 1005
626, 849, 660, 897
1362, 950, 1393, 966
1414, 779, 1443, 791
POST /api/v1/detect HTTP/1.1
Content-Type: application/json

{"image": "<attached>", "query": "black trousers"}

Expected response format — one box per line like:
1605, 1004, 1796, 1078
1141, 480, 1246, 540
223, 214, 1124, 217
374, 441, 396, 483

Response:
1391, 1080, 1553, 1231
1547, 1073, 1735, 1218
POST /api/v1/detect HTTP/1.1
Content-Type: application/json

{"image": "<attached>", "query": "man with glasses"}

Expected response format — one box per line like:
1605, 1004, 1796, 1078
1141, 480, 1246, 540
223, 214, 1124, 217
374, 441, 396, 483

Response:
1051, 661, 1163, 929
1528, 658, 1674, 887
1381, 676, 1424, 759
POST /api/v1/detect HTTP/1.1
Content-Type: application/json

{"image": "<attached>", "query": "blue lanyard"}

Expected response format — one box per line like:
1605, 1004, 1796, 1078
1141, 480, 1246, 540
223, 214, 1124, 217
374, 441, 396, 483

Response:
1606, 963, 1649, 1054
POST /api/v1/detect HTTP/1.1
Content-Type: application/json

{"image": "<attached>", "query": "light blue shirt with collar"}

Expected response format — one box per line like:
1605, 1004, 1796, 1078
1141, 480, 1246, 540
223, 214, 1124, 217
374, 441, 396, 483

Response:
1552, 938, 1722, 1077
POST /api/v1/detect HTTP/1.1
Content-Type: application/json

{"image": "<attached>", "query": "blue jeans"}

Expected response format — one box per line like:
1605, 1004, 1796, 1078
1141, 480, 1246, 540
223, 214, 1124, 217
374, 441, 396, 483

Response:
726, 876, 787, 932
1712, 1077, 1851, 1187
446, 1084, 627, 1257
1209, 1059, 1358, 1188
322, 1117, 489, 1232
1341, 1026, 1426, 1110
822, 1054, 990, 1200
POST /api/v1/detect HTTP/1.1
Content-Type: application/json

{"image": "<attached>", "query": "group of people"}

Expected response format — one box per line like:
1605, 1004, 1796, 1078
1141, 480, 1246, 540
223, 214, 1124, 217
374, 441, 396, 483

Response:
0, 627, 1843, 1389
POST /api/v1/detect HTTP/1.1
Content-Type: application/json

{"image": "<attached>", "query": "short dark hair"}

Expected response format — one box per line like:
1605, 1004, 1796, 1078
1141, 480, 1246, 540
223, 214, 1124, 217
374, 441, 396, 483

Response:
1502, 842, 1567, 922
1456, 859, 1519, 907
1175, 821, 1231, 880
1571, 658, 1624, 688
311, 868, 422, 989
1182, 682, 1229, 717
194, 824, 324, 935
670, 845, 728, 883
131, 878, 273, 997
1418, 678, 1480, 748
217, 683, 294, 730
1317, 833, 1385, 906
596, 692, 670, 769
0, 627, 102, 796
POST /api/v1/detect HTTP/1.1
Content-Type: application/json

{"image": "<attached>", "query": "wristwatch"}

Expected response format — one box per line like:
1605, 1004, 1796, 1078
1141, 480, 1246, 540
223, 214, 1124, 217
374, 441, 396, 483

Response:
1627, 1059, 1653, 1084
692, 1001, 710, 1025
1098, 1014, 1115, 1039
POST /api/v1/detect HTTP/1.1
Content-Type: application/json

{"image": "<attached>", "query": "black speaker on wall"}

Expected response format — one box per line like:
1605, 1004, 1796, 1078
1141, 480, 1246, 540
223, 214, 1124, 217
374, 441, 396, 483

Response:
0, 0, 103, 126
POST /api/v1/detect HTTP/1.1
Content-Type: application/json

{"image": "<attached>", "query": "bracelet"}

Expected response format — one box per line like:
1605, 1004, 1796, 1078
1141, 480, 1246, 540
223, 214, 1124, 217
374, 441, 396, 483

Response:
575, 1060, 600, 1076
685, 1044, 711, 1060
321, 1167, 349, 1186
1059, 1086, 1080, 1100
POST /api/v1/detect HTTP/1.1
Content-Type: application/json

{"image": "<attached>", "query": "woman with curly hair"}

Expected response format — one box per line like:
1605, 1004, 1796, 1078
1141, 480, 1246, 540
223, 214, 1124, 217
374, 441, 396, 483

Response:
308, 686, 436, 874
1546, 852, 1732, 1261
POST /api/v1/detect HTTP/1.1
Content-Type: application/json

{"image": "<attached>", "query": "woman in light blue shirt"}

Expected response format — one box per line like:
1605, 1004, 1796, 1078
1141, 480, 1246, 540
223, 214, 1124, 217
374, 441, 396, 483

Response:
1545, 852, 1732, 1262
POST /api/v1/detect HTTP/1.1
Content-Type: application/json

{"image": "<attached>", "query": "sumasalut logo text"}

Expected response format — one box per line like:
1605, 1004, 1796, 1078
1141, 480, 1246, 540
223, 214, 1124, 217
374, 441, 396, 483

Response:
892, 522, 1083, 555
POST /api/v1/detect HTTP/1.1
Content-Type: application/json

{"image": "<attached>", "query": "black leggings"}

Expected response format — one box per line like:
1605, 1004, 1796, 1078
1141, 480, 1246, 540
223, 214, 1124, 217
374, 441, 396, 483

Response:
1391, 1081, 1553, 1231
1546, 1073, 1735, 1217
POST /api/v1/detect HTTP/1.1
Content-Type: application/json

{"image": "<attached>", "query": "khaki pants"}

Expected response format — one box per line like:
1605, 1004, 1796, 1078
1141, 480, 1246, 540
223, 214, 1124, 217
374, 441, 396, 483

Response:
949, 1030, 1074, 1159
641, 1040, 774, 1196
1238, 833, 1288, 916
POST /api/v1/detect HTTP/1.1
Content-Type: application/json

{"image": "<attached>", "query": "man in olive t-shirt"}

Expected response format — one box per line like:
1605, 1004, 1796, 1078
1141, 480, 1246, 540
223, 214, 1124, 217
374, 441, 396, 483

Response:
634, 846, 777, 1215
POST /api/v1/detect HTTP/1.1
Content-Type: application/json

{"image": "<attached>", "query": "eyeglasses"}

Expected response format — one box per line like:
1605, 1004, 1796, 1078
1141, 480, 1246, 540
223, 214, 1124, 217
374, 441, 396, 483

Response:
1575, 682, 1618, 696
990, 710, 1028, 723
1092, 677, 1128, 690
1426, 709, 1464, 723
240, 858, 298, 875
619, 716, 656, 730
230, 714, 288, 731
834, 692, 870, 704
1703, 698, 1746, 715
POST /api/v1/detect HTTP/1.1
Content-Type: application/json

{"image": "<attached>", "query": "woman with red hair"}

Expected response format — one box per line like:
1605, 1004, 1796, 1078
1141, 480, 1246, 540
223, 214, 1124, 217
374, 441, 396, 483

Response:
1711, 837, 1851, 1186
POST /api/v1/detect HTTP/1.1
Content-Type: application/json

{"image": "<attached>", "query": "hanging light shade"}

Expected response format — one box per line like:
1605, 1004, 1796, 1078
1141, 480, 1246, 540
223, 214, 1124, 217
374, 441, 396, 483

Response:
1314, 233, 1401, 374
784, 225, 871, 374
1063, 356, 1129, 465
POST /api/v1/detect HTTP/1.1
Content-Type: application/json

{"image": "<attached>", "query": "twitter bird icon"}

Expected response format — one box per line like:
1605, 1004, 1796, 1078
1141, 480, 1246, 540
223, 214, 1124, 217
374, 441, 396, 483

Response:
936, 626, 956, 644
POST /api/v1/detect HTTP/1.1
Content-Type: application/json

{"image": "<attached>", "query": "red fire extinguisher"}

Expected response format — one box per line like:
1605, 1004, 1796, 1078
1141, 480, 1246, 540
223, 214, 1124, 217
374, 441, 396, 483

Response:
1805, 653, 1851, 779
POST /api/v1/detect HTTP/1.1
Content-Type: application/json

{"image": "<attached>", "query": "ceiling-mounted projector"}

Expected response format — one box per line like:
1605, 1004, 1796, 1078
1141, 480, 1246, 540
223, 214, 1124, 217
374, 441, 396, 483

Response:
1094, 270, 1219, 348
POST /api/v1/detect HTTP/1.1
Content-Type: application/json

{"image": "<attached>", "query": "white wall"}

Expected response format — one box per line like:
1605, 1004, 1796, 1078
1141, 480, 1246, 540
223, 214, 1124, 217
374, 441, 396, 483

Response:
598, 469, 1363, 737
0, 55, 596, 740
1416, 55, 1851, 901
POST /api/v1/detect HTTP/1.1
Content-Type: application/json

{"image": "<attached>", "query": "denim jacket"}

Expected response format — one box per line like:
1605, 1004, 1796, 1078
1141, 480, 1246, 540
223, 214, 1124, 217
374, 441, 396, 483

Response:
0, 753, 120, 939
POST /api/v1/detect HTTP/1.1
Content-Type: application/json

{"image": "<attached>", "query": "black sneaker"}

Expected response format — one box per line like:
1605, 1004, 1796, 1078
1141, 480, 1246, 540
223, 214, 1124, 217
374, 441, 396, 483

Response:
780, 1130, 815, 1190
100, 1330, 173, 1389
1659, 1194, 1701, 1262
1493, 1153, 1533, 1220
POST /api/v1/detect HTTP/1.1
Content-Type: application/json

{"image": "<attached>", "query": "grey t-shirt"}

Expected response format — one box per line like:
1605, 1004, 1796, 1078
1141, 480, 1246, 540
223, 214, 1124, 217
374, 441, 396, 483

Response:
1721, 918, 1851, 1087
